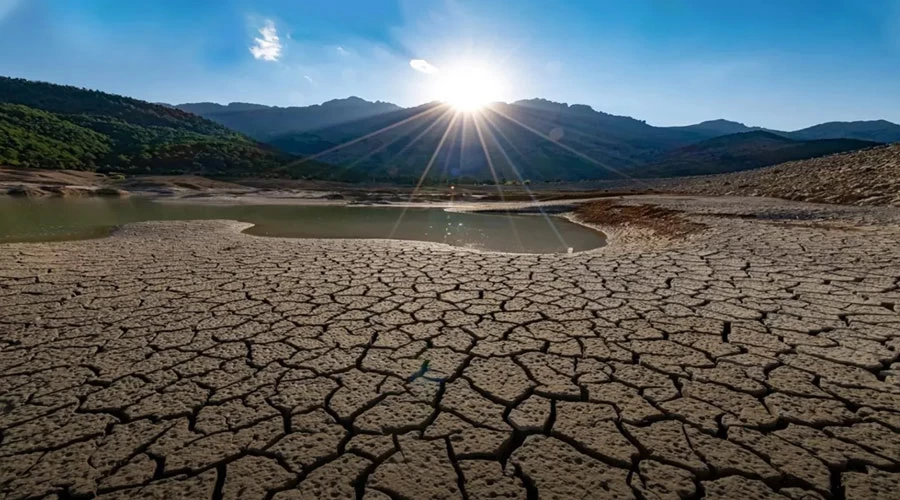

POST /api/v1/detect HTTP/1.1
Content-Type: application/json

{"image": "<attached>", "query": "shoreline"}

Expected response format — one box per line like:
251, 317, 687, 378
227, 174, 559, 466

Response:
0, 195, 614, 255
0, 166, 654, 205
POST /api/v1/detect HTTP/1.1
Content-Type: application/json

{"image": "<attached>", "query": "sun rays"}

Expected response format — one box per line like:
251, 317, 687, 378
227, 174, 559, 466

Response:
285, 91, 648, 252
410, 59, 507, 112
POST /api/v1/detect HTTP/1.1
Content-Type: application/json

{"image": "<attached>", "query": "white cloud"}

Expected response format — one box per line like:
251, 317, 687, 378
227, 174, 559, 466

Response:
303, 75, 314, 85
336, 46, 350, 56
249, 20, 282, 62
409, 59, 439, 74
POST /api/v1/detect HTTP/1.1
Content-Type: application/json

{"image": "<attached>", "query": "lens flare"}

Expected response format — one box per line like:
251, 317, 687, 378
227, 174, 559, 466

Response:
434, 63, 505, 112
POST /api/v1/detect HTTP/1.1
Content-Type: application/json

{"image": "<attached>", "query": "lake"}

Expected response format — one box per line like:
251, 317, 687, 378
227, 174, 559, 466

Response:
0, 197, 605, 253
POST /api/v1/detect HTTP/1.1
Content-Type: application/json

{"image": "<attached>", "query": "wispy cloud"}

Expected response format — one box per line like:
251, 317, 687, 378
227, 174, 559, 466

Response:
249, 20, 282, 62
409, 59, 439, 74
303, 75, 314, 85
336, 46, 350, 56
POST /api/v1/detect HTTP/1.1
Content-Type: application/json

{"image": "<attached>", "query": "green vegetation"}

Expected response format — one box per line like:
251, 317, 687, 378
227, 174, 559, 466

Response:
0, 103, 111, 170
1, 76, 890, 183
0, 76, 317, 176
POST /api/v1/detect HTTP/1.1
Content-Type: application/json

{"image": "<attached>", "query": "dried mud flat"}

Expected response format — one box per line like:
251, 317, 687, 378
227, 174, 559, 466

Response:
1, 196, 899, 499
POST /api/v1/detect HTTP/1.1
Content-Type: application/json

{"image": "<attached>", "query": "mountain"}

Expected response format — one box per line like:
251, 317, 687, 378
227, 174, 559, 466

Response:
666, 119, 900, 144
275, 103, 566, 182
513, 98, 610, 116
0, 76, 320, 177
176, 102, 271, 115
265, 96, 894, 182
785, 120, 900, 143
2, 77, 895, 183
642, 130, 880, 177
267, 100, 735, 182
269, 103, 618, 182
665, 119, 756, 136
508, 98, 709, 148
175, 97, 401, 140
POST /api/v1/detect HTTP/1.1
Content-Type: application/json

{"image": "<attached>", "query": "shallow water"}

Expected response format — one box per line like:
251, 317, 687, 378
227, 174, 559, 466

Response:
0, 197, 605, 253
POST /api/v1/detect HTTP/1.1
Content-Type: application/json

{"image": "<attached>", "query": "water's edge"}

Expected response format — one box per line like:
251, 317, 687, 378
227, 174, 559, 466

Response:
0, 199, 606, 254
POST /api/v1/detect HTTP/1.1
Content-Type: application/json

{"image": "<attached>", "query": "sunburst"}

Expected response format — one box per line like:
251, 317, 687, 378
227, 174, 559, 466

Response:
434, 62, 505, 112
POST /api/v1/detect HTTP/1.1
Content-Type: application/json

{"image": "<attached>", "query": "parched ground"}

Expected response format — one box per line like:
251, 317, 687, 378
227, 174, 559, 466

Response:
1, 196, 899, 499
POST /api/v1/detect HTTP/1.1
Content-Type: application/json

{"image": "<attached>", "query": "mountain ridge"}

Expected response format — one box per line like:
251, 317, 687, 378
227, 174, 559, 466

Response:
2, 76, 895, 183
179, 95, 900, 145
665, 119, 758, 136
787, 120, 900, 143
267, 102, 885, 182
174, 97, 402, 140
640, 130, 880, 177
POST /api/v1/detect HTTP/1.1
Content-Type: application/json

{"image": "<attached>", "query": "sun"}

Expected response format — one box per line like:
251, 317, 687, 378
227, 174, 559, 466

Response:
435, 63, 505, 112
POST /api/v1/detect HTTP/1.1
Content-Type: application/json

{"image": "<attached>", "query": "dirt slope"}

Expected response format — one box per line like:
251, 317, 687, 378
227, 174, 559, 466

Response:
664, 143, 899, 206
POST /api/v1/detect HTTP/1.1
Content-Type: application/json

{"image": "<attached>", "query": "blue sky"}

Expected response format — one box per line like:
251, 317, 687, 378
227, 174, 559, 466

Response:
1, 0, 898, 129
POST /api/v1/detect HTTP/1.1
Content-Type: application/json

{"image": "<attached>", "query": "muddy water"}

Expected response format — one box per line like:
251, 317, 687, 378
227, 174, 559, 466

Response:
0, 197, 605, 253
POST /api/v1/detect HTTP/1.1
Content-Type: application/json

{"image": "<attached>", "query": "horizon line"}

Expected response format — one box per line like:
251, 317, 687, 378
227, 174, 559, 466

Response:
2, 74, 897, 132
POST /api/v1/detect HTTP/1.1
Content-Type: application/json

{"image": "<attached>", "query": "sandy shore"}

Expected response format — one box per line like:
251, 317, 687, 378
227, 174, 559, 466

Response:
1, 195, 899, 498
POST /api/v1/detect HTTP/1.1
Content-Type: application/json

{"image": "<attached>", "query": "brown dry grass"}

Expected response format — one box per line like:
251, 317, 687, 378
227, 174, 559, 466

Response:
116, 175, 250, 190
575, 200, 705, 238
0, 167, 107, 186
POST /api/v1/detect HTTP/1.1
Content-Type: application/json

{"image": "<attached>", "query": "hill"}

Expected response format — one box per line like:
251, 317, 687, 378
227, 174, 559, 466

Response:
269, 103, 612, 182
0, 76, 317, 177
265, 100, 885, 183
642, 131, 879, 177
176, 102, 271, 115
665, 142, 900, 206
267, 100, 731, 182
785, 120, 900, 143
664, 119, 756, 136
664, 119, 900, 144
3, 77, 896, 183
175, 97, 401, 140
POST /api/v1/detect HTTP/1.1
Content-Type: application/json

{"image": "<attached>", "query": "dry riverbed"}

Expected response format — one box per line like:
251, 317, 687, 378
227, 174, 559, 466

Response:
1, 195, 899, 499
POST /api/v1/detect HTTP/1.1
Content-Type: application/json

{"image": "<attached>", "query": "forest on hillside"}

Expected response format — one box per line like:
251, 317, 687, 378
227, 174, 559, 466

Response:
0, 77, 306, 177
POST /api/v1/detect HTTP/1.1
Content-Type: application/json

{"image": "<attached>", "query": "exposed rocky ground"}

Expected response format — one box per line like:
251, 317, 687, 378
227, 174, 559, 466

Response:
1, 196, 899, 499
574, 199, 706, 239
662, 143, 900, 206
0, 167, 125, 197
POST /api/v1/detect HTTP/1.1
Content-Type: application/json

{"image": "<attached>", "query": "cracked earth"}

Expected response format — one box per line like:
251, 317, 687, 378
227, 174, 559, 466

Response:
1, 195, 899, 499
